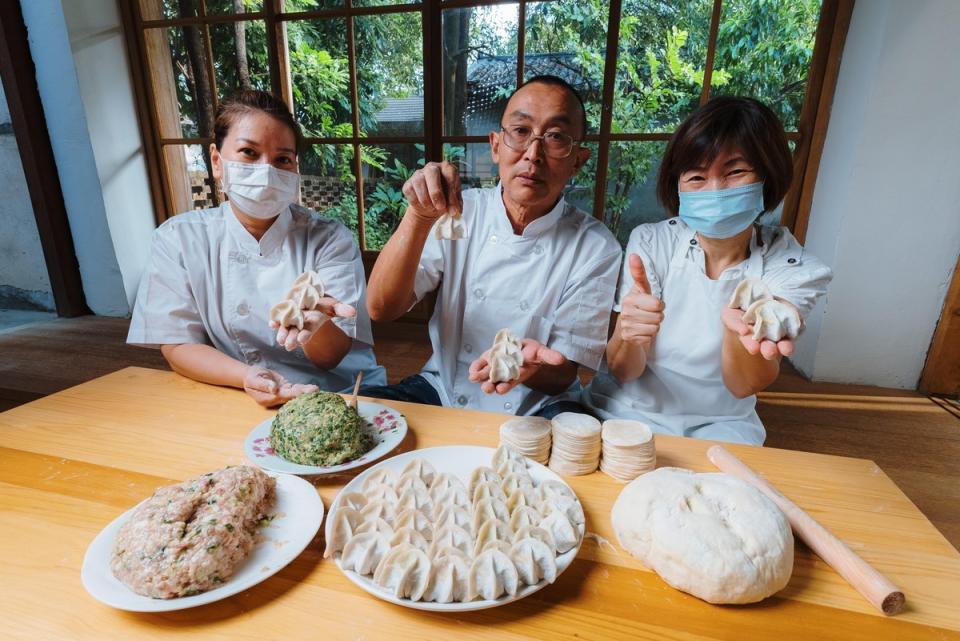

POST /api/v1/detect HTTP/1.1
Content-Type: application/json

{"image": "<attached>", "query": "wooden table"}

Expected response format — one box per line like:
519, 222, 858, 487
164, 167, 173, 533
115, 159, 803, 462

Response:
2, 367, 958, 640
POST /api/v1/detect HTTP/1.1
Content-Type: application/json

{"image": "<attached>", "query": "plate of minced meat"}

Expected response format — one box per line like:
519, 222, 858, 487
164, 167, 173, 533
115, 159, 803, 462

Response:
243, 391, 408, 476
81, 465, 323, 612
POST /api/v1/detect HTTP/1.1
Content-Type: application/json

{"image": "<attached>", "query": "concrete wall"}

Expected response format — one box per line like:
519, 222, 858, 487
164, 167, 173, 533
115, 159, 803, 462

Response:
792, 0, 960, 388
0, 77, 55, 311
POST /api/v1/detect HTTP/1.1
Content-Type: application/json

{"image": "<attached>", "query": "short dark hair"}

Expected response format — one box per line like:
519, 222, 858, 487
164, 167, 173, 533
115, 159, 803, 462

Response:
500, 75, 588, 140
656, 96, 793, 216
214, 90, 304, 156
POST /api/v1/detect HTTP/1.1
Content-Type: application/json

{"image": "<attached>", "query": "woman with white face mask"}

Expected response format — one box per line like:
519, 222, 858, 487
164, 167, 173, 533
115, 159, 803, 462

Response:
583, 97, 832, 445
128, 90, 385, 407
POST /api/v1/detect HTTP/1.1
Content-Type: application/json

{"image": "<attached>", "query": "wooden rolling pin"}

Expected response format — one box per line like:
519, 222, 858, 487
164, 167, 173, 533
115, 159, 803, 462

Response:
707, 445, 906, 616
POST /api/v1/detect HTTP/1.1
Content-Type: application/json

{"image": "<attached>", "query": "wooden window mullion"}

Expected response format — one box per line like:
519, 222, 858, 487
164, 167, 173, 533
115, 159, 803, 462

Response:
700, 0, 723, 105
345, 2, 367, 250
516, 0, 526, 88
590, 0, 623, 221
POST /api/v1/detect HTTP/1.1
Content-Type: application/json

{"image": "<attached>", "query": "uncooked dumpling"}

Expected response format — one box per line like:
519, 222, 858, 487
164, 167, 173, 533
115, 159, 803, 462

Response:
729, 278, 772, 311
433, 212, 467, 240
372, 544, 432, 601
539, 509, 580, 554
340, 531, 391, 575
269, 299, 302, 330
270, 270, 326, 329
401, 458, 437, 487
395, 508, 434, 542
424, 552, 471, 603
742, 299, 802, 341
324, 506, 364, 558
510, 537, 557, 585
429, 524, 473, 558
389, 526, 431, 554
468, 548, 519, 600
488, 328, 523, 384
610, 467, 794, 605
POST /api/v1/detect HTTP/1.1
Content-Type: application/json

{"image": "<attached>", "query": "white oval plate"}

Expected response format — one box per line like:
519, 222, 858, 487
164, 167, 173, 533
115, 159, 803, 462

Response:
81, 472, 324, 612
243, 400, 407, 476
327, 445, 585, 612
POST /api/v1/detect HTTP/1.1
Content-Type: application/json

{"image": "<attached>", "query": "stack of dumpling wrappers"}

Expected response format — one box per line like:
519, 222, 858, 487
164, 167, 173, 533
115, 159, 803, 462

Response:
547, 413, 603, 476
325, 448, 584, 603
599, 419, 656, 482
499, 417, 552, 464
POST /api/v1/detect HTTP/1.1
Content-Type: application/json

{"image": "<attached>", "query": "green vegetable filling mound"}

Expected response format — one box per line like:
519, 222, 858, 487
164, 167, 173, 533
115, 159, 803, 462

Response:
269, 391, 372, 466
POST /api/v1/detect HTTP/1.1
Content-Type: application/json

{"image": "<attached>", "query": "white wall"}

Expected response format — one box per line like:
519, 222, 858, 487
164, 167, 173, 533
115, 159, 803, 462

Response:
19, 0, 155, 316
792, 0, 960, 388
0, 81, 55, 311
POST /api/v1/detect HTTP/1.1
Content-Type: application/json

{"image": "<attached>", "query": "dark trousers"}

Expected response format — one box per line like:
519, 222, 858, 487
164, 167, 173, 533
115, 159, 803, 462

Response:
360, 374, 597, 420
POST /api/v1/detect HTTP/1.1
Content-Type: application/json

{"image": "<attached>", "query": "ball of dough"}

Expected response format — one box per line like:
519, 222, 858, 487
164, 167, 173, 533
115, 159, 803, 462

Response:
611, 467, 794, 604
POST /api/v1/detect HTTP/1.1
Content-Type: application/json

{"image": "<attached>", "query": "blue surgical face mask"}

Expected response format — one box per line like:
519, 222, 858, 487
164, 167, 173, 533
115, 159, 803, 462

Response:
678, 181, 765, 239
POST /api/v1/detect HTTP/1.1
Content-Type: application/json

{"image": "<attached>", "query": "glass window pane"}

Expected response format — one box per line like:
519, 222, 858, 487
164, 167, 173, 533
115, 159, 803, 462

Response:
204, 0, 263, 14
301, 144, 360, 243
362, 144, 425, 250
444, 142, 498, 190
443, 5, 519, 136
355, 0, 418, 7
602, 141, 668, 246
565, 141, 599, 217
287, 19, 353, 139
523, 0, 609, 136
356, 13, 424, 137
612, 0, 714, 133
711, 0, 821, 130
209, 21, 271, 100
139, 0, 198, 21
146, 26, 215, 138
163, 144, 219, 215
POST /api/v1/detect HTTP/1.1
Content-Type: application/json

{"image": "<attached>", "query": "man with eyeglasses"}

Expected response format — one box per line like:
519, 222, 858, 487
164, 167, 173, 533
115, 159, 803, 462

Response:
364, 75, 621, 418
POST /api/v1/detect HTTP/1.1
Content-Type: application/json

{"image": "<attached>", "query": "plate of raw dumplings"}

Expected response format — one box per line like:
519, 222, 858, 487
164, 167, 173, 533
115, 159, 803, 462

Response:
324, 445, 586, 611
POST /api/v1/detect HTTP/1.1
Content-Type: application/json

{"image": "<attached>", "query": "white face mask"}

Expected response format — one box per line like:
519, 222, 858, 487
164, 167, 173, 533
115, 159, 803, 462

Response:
220, 159, 300, 220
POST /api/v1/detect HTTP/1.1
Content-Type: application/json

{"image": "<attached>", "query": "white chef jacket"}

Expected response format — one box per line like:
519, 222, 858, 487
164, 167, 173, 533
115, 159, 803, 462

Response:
413, 184, 622, 415
583, 218, 832, 445
127, 202, 386, 393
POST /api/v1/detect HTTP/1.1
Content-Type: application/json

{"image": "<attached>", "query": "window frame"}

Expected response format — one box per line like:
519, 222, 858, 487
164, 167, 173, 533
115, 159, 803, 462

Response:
120, 0, 854, 254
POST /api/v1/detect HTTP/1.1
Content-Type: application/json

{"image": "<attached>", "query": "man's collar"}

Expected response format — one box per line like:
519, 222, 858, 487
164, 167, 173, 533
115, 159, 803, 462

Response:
224, 201, 292, 256
494, 182, 567, 238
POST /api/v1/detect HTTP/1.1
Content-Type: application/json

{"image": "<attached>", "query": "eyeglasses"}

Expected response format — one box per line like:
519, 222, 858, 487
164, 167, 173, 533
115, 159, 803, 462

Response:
499, 126, 579, 159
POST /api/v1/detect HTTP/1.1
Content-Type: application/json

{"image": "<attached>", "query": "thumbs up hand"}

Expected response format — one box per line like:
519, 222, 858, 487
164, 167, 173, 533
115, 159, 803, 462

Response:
618, 253, 664, 348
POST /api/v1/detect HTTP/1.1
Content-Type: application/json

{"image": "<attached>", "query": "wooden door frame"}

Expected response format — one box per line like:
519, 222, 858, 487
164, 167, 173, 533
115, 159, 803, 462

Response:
920, 255, 960, 397
0, 2, 89, 317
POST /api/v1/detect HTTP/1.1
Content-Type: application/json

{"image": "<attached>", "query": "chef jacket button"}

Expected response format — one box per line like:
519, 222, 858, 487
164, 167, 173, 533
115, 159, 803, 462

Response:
690, 238, 698, 246
249, 351, 261, 363
504, 402, 513, 410
669, 219, 677, 225
533, 246, 544, 255
457, 395, 468, 406
519, 301, 529, 311
237, 303, 249, 316
474, 288, 484, 300
490, 235, 498, 244
787, 257, 797, 264
464, 343, 473, 354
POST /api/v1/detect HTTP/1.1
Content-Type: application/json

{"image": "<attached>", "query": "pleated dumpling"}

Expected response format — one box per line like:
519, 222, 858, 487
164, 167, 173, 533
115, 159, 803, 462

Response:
433, 504, 472, 532
372, 544, 431, 601
340, 531, 391, 575
397, 472, 429, 495
401, 458, 437, 487
496, 458, 529, 479
468, 548, 519, 600
729, 277, 772, 311
360, 499, 397, 526
539, 494, 585, 526
480, 540, 512, 556
506, 488, 539, 514
431, 485, 470, 511
540, 509, 580, 554
501, 472, 535, 498
513, 525, 556, 554
354, 516, 394, 539
510, 537, 557, 585
492, 444, 525, 471
472, 480, 507, 506
743, 298, 802, 341
429, 473, 467, 500
364, 483, 399, 504
338, 491, 368, 512
389, 526, 430, 554
428, 524, 473, 558
473, 518, 513, 556
363, 468, 398, 491
509, 505, 542, 532
472, 497, 510, 533
424, 551, 471, 603
539, 480, 576, 502
396, 486, 433, 516
395, 508, 434, 542
487, 328, 523, 384
324, 506, 364, 558
469, 467, 502, 496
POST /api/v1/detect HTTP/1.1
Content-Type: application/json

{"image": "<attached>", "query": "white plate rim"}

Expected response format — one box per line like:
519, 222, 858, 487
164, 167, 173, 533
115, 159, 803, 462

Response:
243, 399, 408, 475
81, 472, 324, 612
327, 445, 585, 612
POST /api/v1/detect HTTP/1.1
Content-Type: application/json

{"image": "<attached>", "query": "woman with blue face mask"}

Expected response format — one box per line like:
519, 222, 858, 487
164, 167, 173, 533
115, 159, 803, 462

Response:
127, 90, 385, 407
583, 97, 832, 445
